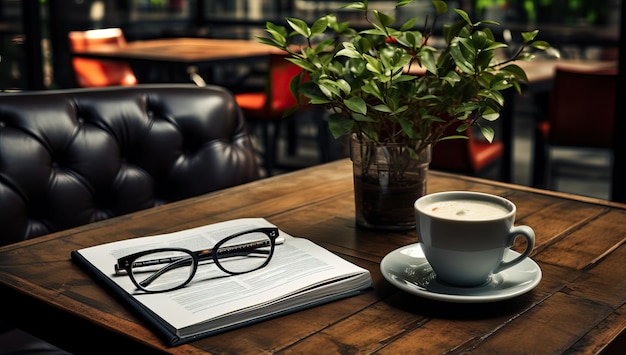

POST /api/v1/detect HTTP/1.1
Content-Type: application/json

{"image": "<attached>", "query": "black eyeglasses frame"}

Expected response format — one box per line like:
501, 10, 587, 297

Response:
115, 227, 280, 293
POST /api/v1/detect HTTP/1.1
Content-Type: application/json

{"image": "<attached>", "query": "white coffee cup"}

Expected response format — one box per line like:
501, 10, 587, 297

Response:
414, 191, 535, 287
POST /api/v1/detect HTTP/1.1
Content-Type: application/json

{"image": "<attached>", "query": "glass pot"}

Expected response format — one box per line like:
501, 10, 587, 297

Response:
350, 135, 432, 230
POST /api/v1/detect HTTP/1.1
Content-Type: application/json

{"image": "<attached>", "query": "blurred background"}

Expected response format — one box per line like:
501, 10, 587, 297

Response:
0, 0, 622, 201
0, 0, 620, 91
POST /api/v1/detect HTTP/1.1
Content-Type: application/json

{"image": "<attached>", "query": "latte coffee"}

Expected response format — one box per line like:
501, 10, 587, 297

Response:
426, 199, 509, 220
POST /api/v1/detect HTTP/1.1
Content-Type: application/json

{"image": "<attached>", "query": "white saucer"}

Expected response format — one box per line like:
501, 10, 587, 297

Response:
380, 243, 542, 303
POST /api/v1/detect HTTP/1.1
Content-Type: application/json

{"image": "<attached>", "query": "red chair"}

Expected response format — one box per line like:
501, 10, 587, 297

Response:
235, 52, 307, 176
430, 126, 504, 178
69, 28, 138, 87
532, 67, 617, 188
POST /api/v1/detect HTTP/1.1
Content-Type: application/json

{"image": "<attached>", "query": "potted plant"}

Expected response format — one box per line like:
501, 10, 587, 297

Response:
259, 0, 549, 230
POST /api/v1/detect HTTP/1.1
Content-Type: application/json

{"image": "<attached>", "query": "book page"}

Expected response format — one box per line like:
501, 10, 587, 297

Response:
74, 218, 372, 335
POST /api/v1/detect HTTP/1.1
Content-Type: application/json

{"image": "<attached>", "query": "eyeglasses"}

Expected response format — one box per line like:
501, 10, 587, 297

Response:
114, 227, 280, 293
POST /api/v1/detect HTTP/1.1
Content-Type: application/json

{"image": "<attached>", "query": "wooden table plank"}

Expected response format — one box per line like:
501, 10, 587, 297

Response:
568, 303, 626, 354
535, 209, 626, 270
472, 292, 614, 354
567, 243, 626, 307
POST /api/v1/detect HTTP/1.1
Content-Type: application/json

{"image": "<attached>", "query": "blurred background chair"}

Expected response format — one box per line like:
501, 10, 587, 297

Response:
235, 52, 318, 176
68, 28, 138, 87
532, 67, 617, 189
430, 127, 504, 179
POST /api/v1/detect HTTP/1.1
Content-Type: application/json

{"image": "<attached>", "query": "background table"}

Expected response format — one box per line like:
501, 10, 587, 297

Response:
72, 38, 274, 64
1, 159, 625, 354
71, 37, 278, 84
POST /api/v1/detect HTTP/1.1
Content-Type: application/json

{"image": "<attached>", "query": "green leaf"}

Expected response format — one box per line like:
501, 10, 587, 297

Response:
285, 57, 317, 73
431, 0, 448, 15
441, 70, 461, 86
336, 47, 362, 59
479, 89, 505, 106
256, 36, 285, 49
454, 102, 480, 115
318, 83, 334, 98
370, 21, 389, 36
310, 97, 332, 104
352, 113, 376, 122
289, 76, 301, 104
343, 1, 367, 10
397, 0, 415, 7
360, 28, 387, 36
443, 20, 467, 44
344, 96, 367, 115
517, 53, 535, 61
471, 30, 490, 50
286, 17, 311, 38
482, 112, 500, 121
454, 9, 472, 26
335, 79, 352, 95
438, 135, 468, 142
373, 104, 393, 113
511, 80, 522, 94
499, 64, 528, 82
418, 50, 437, 75
373, 10, 395, 27
364, 55, 383, 74
266, 22, 287, 38
310, 17, 329, 35
450, 41, 474, 74
477, 20, 500, 26
400, 17, 417, 31
327, 114, 354, 139
521, 30, 539, 43
298, 82, 330, 103
490, 78, 513, 91
320, 78, 346, 97
361, 81, 384, 101
395, 74, 416, 83
312, 38, 336, 54
480, 125, 495, 143
530, 40, 551, 50
456, 123, 469, 132
484, 42, 508, 51
400, 31, 422, 49
398, 117, 416, 139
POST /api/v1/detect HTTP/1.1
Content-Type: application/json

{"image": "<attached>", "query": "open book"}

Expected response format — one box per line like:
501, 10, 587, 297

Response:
71, 218, 373, 346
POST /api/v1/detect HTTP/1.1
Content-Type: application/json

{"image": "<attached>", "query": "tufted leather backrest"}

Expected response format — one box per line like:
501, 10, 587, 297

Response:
0, 84, 259, 246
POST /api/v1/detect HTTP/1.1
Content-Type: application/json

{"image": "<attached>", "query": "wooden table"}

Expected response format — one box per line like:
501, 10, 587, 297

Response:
1, 159, 625, 354
71, 37, 278, 84
71, 37, 275, 64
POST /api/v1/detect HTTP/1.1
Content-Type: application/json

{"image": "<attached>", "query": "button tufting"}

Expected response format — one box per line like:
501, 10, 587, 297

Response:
0, 85, 259, 246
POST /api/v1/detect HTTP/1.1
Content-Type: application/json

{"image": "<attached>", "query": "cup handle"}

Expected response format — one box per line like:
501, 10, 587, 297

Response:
493, 225, 535, 274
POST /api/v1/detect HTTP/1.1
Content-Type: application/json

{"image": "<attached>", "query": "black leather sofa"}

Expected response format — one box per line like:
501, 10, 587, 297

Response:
0, 84, 260, 353
0, 84, 259, 246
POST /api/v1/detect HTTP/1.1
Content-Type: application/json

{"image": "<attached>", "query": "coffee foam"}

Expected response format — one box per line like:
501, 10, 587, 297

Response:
426, 199, 509, 220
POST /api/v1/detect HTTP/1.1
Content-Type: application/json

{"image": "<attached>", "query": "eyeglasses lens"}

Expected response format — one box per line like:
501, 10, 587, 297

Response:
215, 231, 273, 274
131, 250, 194, 292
